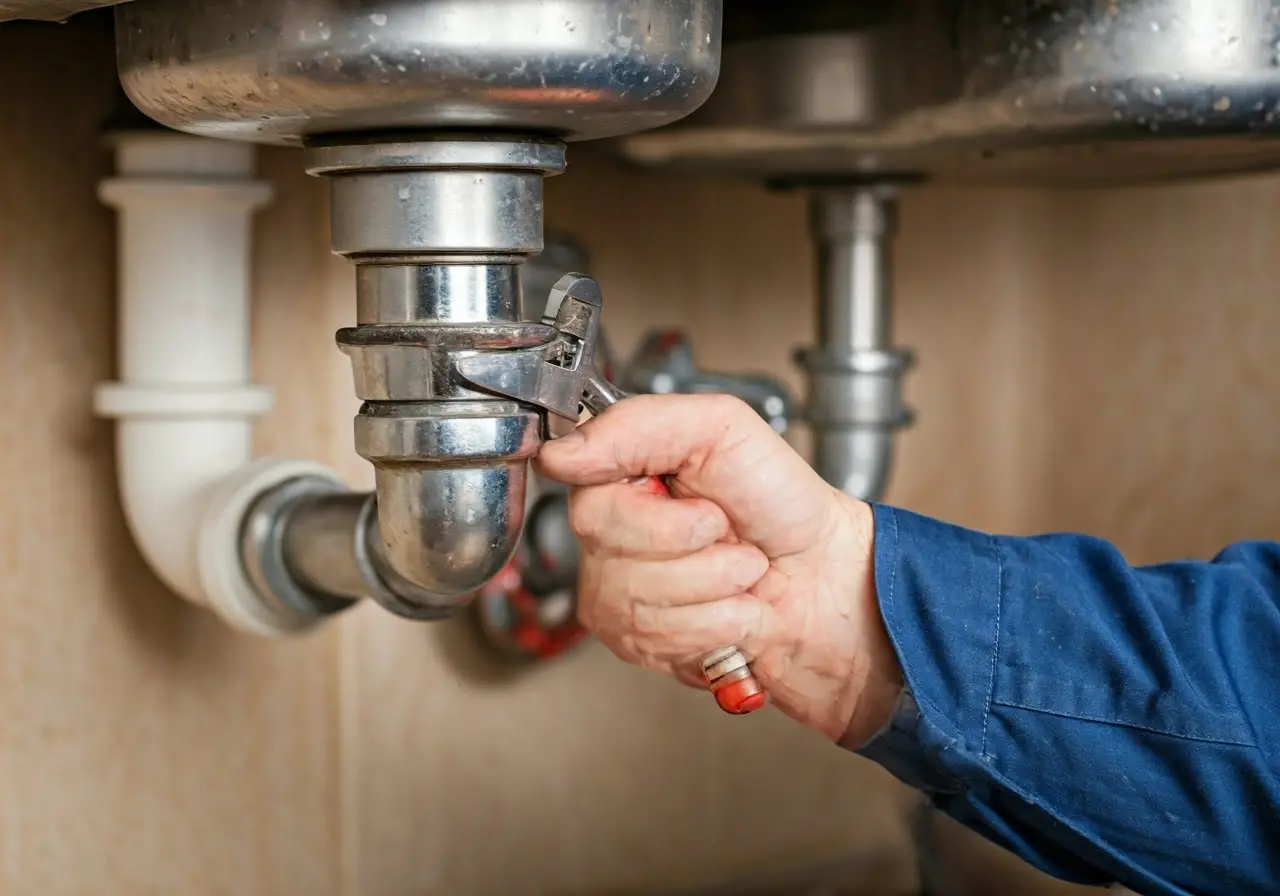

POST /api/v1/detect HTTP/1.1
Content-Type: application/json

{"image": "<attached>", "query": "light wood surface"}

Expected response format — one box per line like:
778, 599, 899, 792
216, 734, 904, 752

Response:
2, 12, 1277, 896
0, 18, 344, 896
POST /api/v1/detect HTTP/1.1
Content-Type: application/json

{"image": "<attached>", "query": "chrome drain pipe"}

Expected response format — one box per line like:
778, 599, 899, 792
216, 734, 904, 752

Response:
101, 0, 724, 634
796, 185, 913, 502
305, 136, 564, 618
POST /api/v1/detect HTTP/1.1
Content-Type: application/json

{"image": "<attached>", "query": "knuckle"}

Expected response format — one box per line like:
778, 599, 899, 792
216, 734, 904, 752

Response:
635, 653, 669, 674
592, 556, 645, 619
567, 487, 608, 544
613, 565, 646, 609
615, 632, 646, 665
612, 436, 641, 478
708, 393, 754, 426
630, 602, 666, 638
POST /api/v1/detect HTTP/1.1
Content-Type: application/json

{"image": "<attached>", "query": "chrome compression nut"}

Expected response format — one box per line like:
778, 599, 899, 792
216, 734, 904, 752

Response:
305, 137, 566, 258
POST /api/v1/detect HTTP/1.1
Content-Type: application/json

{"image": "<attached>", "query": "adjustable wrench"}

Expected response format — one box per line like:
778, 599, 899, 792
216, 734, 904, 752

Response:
457, 273, 766, 715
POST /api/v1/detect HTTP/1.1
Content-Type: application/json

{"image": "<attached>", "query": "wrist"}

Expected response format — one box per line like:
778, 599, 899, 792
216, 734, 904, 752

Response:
757, 492, 904, 743
835, 495, 904, 747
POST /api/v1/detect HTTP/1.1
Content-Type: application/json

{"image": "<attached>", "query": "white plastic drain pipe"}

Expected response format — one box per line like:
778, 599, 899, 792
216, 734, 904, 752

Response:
95, 131, 340, 636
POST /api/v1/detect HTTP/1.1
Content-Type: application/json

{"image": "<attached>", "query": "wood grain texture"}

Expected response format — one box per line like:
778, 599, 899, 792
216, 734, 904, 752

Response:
2, 15, 1278, 896
879, 177, 1280, 893
0, 19, 342, 896
1038, 179, 1280, 555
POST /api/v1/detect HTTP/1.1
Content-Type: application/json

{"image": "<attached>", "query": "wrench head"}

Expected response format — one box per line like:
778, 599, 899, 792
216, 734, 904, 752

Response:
541, 272, 602, 329
456, 273, 605, 423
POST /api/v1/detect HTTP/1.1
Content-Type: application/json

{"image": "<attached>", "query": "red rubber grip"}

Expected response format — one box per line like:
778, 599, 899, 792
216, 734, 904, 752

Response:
637, 475, 671, 498
713, 675, 768, 715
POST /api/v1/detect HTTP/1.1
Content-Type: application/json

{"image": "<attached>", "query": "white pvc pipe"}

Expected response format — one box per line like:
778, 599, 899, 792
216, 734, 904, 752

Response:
96, 131, 335, 636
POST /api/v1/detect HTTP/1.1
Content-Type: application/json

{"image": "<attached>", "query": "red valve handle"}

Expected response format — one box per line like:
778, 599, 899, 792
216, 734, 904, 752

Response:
475, 559, 590, 662
633, 474, 768, 716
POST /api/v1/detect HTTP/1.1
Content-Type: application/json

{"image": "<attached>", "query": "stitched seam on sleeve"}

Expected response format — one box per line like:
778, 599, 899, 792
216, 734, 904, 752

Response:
980, 535, 1004, 760
990, 699, 1257, 747
883, 507, 901, 637
877, 508, 962, 757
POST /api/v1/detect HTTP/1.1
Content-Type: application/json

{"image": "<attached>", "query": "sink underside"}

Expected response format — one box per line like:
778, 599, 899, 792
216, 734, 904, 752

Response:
115, 0, 723, 145
620, 0, 1280, 187
0, 0, 125, 22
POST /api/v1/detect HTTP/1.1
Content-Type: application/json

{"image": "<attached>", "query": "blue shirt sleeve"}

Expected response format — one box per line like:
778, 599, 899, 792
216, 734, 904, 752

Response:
849, 505, 1280, 896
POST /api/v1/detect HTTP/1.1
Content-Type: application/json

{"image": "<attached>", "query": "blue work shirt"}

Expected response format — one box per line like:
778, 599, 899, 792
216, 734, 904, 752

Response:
852, 505, 1280, 895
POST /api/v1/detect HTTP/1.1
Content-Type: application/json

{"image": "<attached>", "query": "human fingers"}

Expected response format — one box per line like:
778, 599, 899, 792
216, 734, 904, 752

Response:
568, 480, 729, 559
602, 596, 782, 666
539, 393, 840, 559
536, 393, 763, 486
592, 543, 769, 611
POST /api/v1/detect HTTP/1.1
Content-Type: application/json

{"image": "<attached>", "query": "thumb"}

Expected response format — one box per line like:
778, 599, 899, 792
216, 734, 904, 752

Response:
536, 393, 750, 486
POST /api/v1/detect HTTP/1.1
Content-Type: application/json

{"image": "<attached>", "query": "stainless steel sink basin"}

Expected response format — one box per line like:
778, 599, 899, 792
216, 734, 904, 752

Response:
115, 0, 722, 145
0, 0, 127, 22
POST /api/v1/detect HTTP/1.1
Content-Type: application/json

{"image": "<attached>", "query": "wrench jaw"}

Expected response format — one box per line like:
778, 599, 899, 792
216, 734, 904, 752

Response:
541, 272, 603, 331
456, 272, 613, 431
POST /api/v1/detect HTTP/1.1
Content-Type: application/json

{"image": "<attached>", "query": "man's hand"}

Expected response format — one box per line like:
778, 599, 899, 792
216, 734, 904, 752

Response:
536, 393, 903, 746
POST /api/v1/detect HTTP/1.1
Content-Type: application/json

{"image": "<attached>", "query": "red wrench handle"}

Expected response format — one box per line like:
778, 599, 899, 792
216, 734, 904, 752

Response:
633, 474, 768, 716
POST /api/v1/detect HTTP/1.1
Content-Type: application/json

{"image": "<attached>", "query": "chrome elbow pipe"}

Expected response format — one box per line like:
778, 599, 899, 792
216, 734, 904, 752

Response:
308, 137, 563, 616
356, 407, 541, 605
240, 479, 471, 623
236, 151, 630, 623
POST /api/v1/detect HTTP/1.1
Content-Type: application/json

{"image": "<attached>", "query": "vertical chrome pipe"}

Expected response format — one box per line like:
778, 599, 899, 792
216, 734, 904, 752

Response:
796, 185, 913, 501
815, 188, 894, 351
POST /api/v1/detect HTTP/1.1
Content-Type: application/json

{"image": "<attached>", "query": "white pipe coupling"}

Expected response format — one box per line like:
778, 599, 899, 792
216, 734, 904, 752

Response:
95, 131, 343, 637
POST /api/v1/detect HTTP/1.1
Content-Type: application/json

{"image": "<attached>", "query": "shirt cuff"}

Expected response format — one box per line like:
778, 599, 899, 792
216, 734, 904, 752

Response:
841, 503, 1005, 793
849, 684, 965, 795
